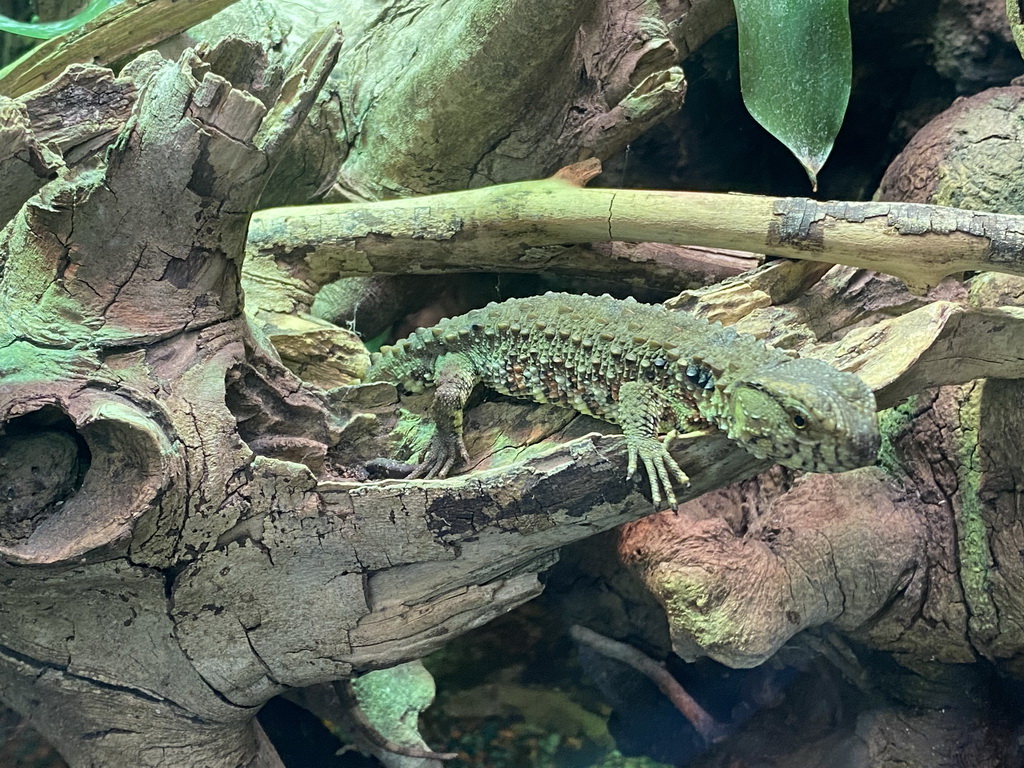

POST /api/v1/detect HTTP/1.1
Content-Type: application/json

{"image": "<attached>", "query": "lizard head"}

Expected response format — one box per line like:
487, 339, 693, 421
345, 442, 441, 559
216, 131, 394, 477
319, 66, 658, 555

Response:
724, 358, 879, 472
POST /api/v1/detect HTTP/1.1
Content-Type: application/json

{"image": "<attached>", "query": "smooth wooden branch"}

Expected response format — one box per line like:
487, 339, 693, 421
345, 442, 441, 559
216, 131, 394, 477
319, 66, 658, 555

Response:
246, 160, 1024, 295
570, 625, 725, 743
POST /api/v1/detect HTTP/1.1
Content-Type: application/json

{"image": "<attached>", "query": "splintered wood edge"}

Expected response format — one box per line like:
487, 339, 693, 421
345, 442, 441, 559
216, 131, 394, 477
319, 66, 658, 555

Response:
818, 302, 1024, 408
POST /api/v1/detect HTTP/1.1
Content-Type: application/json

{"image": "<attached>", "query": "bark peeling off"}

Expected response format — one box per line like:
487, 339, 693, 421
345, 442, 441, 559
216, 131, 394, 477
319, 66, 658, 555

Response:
0, 32, 357, 767
0, 97, 62, 229
19, 64, 136, 164
768, 197, 1024, 290
2, 64, 247, 346
0, 32, 711, 765
3, 10, 1024, 765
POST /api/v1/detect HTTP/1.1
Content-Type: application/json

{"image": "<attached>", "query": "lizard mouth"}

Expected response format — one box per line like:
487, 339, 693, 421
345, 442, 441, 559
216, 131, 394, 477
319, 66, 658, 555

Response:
739, 409, 879, 472
775, 427, 880, 472
727, 358, 880, 473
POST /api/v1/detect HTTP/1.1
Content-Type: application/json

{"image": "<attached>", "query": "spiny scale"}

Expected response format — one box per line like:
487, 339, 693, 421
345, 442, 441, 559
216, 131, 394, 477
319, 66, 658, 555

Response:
369, 292, 781, 420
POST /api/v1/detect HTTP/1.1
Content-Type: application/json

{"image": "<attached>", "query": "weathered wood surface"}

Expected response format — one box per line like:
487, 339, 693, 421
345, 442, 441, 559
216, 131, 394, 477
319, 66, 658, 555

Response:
0, 21, 696, 768
245, 172, 1024, 302
0, 0, 239, 98
612, 86, 1024, 768
1, 5, 1024, 768
3, 52, 1024, 768
0, 32, 349, 768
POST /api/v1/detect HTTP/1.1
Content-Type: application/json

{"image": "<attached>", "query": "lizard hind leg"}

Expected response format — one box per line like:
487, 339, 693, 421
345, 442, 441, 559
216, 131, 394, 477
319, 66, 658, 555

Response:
408, 352, 478, 480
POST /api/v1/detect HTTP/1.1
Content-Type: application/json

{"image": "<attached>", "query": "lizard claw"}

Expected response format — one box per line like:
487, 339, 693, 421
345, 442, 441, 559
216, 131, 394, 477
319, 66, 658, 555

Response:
407, 428, 470, 480
626, 433, 690, 510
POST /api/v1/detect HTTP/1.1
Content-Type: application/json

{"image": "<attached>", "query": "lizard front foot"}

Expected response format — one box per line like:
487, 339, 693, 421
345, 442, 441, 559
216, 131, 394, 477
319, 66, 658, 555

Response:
625, 431, 690, 510
407, 427, 471, 480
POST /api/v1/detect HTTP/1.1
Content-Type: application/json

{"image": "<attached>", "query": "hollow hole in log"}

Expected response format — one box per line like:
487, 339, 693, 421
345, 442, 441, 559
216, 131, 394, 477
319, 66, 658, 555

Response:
0, 406, 91, 547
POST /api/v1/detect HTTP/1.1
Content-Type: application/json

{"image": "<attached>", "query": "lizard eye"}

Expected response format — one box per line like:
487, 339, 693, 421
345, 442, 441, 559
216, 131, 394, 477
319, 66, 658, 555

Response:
791, 413, 808, 430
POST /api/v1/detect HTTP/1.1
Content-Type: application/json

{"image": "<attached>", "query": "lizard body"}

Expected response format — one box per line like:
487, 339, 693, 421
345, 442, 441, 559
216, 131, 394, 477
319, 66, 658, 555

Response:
366, 292, 879, 508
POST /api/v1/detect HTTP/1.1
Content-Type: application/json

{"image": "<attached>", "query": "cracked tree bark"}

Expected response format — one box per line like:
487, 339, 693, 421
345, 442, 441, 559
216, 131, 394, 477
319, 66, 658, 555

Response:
0, 15, 708, 768
2, 2, 1024, 767
206, 0, 691, 341
0, 31, 354, 768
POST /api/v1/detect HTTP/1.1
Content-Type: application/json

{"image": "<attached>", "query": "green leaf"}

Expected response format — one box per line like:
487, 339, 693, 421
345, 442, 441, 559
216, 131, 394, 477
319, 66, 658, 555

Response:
0, 0, 119, 39
735, 0, 852, 190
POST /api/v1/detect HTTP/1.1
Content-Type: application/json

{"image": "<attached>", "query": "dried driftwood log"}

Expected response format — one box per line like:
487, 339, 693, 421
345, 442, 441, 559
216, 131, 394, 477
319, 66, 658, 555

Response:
2, 3, 1024, 767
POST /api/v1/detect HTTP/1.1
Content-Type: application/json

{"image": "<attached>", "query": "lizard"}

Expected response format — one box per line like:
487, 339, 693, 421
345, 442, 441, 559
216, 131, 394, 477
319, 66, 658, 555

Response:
365, 292, 880, 509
